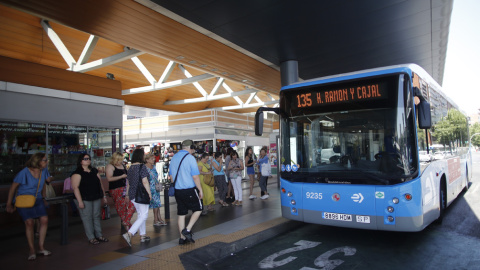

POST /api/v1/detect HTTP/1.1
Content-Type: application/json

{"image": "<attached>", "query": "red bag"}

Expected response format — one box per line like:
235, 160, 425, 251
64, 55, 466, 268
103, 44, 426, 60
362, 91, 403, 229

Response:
101, 204, 110, 220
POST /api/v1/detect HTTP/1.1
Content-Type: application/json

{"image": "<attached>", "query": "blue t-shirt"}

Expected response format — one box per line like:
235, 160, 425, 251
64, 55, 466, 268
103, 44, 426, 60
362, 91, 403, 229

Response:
169, 150, 200, 190
212, 160, 224, 176
14, 167, 50, 198
257, 156, 269, 166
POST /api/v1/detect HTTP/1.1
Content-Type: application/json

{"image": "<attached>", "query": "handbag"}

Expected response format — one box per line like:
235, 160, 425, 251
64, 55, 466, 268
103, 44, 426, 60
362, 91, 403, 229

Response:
201, 163, 215, 187
148, 167, 162, 192
169, 153, 189, 197
101, 204, 111, 220
261, 161, 272, 176
15, 173, 41, 208
134, 164, 151, 204
155, 181, 163, 193
45, 182, 56, 198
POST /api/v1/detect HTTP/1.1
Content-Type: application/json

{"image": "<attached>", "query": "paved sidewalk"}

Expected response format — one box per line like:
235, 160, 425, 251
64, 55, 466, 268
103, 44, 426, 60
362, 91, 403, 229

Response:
0, 178, 285, 270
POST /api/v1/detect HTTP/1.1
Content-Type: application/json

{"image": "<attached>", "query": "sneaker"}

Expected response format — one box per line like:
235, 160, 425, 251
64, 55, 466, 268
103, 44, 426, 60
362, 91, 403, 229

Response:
122, 233, 132, 247
140, 236, 151, 242
249, 195, 257, 200
261, 195, 268, 200
181, 228, 195, 243
179, 238, 187, 245
201, 209, 208, 216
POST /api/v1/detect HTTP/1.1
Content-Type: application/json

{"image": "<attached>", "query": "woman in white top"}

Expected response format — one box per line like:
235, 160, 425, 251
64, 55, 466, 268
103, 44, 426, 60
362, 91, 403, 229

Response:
228, 151, 244, 206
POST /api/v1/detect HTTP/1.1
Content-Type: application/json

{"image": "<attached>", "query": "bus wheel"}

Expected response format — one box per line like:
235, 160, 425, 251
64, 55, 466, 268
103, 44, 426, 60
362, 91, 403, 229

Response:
464, 166, 469, 191
437, 180, 447, 223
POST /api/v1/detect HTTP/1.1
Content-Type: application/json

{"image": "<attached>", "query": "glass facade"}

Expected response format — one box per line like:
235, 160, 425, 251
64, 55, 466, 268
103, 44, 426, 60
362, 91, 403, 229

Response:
0, 120, 119, 184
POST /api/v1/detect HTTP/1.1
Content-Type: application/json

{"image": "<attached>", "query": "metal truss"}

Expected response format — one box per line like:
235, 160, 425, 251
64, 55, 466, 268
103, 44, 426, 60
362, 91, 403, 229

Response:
41, 19, 278, 110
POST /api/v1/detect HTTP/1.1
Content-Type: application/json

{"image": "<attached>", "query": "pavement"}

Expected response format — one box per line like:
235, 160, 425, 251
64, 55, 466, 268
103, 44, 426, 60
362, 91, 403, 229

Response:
0, 176, 299, 270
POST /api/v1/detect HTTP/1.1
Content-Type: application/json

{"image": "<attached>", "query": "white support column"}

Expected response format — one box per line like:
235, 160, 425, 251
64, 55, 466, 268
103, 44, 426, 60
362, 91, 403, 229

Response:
222, 82, 243, 105
40, 20, 76, 69
159, 61, 176, 84
178, 64, 208, 97
78, 35, 99, 65
122, 73, 215, 95
131, 56, 157, 85
245, 92, 257, 105
163, 88, 257, 105
208, 77, 224, 97
72, 48, 143, 73
213, 100, 279, 111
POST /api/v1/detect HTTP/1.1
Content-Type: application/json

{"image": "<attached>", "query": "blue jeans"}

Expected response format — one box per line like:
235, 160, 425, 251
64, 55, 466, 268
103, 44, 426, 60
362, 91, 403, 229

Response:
259, 176, 268, 196
74, 199, 103, 240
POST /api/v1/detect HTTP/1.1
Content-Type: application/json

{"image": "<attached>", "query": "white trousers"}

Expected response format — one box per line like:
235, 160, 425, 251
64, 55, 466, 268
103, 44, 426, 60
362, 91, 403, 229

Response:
231, 176, 243, 202
129, 200, 149, 236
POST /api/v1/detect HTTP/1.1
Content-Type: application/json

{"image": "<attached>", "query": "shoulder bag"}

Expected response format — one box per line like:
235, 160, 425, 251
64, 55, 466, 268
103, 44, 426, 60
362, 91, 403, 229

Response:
45, 181, 56, 199
201, 163, 215, 187
261, 160, 272, 176
168, 153, 189, 197
15, 173, 41, 208
134, 164, 150, 204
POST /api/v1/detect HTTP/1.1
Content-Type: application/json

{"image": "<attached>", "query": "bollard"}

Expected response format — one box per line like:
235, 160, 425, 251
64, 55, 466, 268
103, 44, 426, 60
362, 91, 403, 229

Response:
60, 200, 69, 245
164, 186, 170, 219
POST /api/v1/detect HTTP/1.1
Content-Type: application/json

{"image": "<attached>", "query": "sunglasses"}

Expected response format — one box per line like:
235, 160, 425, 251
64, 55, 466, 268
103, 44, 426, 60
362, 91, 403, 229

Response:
83, 158, 91, 161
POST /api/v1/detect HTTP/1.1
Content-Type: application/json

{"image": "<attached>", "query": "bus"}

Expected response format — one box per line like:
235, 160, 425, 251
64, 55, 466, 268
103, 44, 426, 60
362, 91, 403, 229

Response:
255, 64, 471, 231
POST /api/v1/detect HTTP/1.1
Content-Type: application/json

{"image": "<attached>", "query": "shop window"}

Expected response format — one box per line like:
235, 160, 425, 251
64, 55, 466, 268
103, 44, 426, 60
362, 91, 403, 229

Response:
0, 121, 46, 185
88, 127, 119, 176
47, 124, 88, 181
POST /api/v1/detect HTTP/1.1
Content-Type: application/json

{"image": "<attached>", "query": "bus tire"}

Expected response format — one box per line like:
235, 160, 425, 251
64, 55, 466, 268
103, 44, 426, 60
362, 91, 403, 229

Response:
464, 166, 469, 191
436, 179, 447, 224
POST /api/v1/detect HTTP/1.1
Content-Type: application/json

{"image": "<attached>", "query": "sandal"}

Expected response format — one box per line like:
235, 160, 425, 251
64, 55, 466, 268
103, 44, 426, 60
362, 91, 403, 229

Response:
89, 238, 100, 245
28, 254, 36, 261
37, 250, 52, 256
97, 236, 109, 242
158, 220, 167, 226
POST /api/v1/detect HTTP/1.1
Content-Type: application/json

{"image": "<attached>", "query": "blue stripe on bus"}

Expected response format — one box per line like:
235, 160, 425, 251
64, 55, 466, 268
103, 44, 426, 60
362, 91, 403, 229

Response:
280, 177, 422, 218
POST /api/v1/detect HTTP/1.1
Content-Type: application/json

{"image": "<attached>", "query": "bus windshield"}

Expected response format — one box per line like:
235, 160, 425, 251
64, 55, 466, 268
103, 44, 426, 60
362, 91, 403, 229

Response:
279, 74, 418, 185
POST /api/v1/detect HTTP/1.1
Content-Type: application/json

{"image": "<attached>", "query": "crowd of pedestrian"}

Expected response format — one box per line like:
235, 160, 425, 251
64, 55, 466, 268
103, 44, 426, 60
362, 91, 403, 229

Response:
5, 140, 272, 259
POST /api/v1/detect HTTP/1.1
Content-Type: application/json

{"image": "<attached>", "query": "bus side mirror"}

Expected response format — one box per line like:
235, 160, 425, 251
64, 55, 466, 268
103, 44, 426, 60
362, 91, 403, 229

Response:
255, 110, 264, 136
255, 107, 280, 136
417, 100, 432, 129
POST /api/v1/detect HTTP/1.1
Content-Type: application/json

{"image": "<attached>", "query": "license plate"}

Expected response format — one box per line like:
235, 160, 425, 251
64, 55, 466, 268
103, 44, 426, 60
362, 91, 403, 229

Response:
356, 215, 371, 223
322, 212, 352, 222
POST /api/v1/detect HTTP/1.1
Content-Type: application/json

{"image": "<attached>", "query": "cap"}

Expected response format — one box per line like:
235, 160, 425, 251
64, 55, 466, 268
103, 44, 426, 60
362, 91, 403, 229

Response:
182, 139, 194, 148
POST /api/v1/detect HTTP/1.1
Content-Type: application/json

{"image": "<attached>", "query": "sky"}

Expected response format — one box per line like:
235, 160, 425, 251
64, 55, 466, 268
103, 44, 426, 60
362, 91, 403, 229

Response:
442, 0, 480, 115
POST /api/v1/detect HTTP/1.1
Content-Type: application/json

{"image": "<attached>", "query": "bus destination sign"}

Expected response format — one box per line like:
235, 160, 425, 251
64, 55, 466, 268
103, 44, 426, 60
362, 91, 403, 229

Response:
295, 83, 387, 108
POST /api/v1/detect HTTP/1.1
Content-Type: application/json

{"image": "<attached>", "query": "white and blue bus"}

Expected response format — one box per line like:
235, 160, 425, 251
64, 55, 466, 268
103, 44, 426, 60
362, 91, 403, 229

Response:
256, 64, 471, 231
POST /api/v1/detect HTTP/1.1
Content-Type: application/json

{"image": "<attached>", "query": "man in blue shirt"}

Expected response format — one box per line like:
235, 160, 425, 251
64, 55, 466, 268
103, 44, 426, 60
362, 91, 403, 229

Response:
169, 139, 203, 244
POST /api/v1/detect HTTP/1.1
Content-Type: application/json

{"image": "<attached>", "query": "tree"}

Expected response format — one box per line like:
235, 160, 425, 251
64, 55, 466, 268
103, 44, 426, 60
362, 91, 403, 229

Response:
470, 122, 480, 147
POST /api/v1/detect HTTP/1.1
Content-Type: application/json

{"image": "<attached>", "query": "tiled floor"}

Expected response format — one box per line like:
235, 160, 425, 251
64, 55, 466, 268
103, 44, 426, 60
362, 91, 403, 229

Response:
0, 179, 282, 270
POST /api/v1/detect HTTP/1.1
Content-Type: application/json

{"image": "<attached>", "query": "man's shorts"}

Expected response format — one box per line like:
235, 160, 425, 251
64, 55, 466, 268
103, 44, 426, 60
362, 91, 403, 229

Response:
175, 187, 203, 215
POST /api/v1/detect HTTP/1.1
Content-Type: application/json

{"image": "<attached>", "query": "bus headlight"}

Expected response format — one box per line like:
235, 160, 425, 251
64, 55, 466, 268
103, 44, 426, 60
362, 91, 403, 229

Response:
291, 199, 296, 205
387, 216, 394, 222
392, 197, 399, 204
287, 192, 293, 197
292, 207, 297, 214
387, 206, 394, 213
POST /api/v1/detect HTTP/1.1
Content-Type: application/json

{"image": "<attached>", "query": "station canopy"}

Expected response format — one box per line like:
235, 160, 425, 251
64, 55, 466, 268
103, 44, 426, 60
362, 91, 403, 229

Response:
0, 0, 453, 113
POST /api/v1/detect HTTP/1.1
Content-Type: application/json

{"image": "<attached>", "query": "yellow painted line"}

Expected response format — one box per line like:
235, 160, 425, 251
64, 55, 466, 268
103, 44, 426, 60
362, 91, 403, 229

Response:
92, 251, 129, 262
